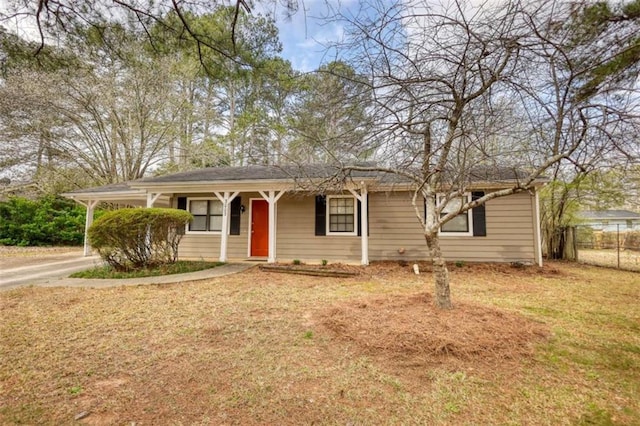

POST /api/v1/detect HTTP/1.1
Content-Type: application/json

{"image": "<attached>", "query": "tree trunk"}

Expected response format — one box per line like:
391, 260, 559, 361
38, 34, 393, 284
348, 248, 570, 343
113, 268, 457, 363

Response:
424, 232, 452, 309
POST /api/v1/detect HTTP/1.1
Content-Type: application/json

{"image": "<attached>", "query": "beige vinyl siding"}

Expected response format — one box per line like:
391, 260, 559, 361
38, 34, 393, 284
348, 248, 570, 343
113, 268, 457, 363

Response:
368, 191, 536, 263
276, 194, 361, 262
174, 189, 537, 263
178, 234, 221, 260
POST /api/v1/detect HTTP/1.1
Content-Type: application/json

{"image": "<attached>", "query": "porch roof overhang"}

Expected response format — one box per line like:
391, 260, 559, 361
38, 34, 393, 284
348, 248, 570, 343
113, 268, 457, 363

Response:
61, 183, 170, 206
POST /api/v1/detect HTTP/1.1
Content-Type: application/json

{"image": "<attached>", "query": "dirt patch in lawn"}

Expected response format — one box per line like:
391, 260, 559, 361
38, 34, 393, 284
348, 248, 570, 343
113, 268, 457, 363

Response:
318, 291, 549, 374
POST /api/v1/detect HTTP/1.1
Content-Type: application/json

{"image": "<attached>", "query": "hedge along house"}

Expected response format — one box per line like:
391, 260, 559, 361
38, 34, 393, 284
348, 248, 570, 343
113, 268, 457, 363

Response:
63, 164, 546, 266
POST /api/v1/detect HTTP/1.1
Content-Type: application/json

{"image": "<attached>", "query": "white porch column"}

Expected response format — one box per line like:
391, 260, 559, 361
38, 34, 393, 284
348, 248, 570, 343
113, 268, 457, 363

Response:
214, 191, 239, 262
146, 192, 162, 207
78, 200, 99, 256
534, 189, 543, 267
258, 190, 285, 263
348, 185, 369, 265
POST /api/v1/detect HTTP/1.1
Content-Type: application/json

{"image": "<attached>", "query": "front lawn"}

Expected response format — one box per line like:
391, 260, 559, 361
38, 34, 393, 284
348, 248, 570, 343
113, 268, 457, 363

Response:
1, 261, 638, 424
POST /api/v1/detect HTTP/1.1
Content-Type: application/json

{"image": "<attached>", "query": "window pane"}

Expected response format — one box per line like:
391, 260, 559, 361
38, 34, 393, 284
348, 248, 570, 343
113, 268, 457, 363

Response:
344, 198, 354, 212
190, 200, 208, 215
329, 199, 339, 214
209, 215, 222, 231
440, 196, 463, 214
329, 198, 354, 213
190, 216, 207, 231
441, 214, 469, 232
209, 201, 223, 214
330, 214, 354, 232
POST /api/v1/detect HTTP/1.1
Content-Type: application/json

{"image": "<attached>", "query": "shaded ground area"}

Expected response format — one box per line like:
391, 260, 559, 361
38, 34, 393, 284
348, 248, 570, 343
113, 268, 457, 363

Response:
1, 261, 638, 425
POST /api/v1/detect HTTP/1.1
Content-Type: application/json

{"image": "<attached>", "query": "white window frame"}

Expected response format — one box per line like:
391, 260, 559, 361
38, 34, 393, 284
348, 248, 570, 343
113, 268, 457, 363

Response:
437, 193, 474, 237
185, 197, 224, 234
326, 195, 357, 236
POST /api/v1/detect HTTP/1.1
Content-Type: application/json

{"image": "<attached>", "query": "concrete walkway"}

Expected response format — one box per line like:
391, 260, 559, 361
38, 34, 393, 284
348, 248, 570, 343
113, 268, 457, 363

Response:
0, 253, 257, 290
44, 262, 257, 289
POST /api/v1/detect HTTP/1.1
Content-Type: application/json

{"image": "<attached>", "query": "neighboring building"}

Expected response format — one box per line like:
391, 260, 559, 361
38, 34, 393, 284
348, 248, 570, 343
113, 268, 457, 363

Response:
578, 210, 640, 232
63, 164, 546, 266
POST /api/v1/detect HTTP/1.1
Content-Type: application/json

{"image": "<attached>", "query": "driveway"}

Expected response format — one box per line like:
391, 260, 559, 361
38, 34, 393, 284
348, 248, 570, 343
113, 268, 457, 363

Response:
0, 251, 104, 290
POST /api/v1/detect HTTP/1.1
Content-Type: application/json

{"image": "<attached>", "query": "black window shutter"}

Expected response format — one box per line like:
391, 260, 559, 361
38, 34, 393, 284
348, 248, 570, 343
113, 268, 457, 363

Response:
177, 197, 187, 210
472, 191, 487, 236
176, 197, 187, 235
230, 197, 242, 235
315, 195, 326, 236
357, 199, 362, 236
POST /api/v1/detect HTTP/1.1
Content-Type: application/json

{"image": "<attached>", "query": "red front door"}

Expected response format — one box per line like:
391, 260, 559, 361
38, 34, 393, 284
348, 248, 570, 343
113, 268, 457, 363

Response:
251, 199, 269, 257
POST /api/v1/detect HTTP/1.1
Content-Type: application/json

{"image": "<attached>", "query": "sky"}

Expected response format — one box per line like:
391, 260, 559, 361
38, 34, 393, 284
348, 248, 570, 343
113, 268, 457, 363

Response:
268, 0, 355, 72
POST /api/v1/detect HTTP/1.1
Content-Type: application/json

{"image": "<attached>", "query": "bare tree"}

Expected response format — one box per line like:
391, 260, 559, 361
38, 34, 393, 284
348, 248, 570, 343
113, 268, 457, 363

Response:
320, 0, 639, 309
0, 47, 186, 188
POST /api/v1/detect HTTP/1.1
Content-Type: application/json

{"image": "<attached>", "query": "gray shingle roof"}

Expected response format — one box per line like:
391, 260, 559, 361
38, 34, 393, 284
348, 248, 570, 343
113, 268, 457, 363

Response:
63, 182, 138, 195
579, 210, 640, 220
64, 163, 545, 196
137, 164, 379, 183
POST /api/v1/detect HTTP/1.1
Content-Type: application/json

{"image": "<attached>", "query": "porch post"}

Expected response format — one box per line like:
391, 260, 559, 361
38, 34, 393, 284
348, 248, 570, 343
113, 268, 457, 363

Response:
348, 185, 369, 265
146, 192, 162, 207
80, 200, 99, 256
534, 189, 543, 267
214, 191, 239, 262
258, 190, 285, 263
360, 186, 369, 265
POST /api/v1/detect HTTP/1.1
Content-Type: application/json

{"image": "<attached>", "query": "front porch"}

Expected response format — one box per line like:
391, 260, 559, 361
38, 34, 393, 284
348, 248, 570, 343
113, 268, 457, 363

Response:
65, 184, 371, 266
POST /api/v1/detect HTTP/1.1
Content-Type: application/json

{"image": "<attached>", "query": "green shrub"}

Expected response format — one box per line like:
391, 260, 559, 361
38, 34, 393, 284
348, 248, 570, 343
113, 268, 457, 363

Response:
0, 196, 86, 246
88, 208, 193, 271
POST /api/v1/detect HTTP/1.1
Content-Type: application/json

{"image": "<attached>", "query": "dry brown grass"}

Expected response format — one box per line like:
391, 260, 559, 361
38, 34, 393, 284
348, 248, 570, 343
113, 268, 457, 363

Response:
578, 248, 640, 271
1, 261, 638, 425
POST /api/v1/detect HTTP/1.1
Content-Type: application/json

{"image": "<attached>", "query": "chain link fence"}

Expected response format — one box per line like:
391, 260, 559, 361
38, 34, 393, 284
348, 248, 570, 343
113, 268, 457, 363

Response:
575, 225, 640, 271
